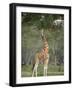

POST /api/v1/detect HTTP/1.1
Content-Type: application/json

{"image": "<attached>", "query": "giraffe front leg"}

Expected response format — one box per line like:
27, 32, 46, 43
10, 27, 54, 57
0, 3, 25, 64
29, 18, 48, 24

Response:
44, 65, 48, 76
44, 66, 45, 76
46, 66, 48, 76
44, 65, 47, 76
44, 55, 49, 76
44, 66, 46, 76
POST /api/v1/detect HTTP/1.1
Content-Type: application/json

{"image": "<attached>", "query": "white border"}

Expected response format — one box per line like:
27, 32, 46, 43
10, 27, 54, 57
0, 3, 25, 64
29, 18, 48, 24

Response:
16, 6, 69, 84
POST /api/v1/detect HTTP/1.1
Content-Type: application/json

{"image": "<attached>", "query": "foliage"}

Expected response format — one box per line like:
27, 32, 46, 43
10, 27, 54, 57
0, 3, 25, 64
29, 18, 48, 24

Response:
21, 65, 64, 77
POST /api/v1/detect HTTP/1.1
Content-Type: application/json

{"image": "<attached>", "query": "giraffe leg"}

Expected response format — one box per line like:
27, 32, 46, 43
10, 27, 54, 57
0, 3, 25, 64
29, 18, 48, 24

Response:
45, 55, 49, 76
32, 63, 36, 77
32, 67, 35, 77
44, 66, 46, 76
44, 67, 45, 76
46, 66, 48, 76
35, 64, 38, 77
44, 65, 47, 76
35, 67, 37, 77
32, 64, 38, 77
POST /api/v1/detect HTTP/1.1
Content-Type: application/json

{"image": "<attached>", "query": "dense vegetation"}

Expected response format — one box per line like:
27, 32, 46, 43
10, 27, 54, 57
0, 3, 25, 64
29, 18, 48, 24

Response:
21, 13, 64, 77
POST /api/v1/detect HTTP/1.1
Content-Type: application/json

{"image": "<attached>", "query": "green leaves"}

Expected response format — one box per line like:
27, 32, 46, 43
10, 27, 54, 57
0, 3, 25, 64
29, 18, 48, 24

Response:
22, 13, 64, 30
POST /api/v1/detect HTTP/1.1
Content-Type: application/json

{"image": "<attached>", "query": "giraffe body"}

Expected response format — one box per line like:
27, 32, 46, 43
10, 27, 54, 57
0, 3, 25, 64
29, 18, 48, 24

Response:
32, 35, 49, 77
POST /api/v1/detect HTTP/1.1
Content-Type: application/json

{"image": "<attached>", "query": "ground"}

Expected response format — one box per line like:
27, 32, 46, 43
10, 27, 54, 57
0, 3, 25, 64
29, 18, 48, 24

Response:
21, 64, 64, 77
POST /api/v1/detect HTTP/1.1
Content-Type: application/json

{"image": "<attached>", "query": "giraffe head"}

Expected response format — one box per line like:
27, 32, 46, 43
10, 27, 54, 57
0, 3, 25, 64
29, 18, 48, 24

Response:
41, 29, 48, 42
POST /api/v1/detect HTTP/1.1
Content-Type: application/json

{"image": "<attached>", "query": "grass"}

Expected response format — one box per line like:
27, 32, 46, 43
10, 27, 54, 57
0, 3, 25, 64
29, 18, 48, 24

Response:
21, 64, 64, 77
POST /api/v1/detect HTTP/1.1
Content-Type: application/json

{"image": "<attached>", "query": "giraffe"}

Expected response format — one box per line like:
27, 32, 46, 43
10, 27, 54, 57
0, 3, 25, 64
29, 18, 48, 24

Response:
32, 29, 49, 77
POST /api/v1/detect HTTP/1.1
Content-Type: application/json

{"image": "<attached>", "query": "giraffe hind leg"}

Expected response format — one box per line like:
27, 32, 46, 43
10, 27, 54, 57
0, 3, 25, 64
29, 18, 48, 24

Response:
32, 67, 35, 77
32, 64, 35, 77
32, 53, 39, 77
32, 64, 38, 77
